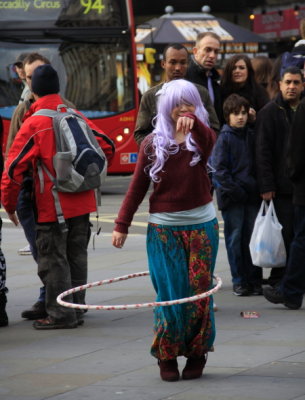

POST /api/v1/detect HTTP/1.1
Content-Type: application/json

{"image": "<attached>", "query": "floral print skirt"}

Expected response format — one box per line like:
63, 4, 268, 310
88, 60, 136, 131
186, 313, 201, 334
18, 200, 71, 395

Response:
146, 218, 219, 361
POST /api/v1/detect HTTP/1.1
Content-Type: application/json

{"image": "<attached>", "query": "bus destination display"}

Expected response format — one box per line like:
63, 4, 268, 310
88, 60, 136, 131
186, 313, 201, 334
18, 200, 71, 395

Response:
0, 0, 125, 27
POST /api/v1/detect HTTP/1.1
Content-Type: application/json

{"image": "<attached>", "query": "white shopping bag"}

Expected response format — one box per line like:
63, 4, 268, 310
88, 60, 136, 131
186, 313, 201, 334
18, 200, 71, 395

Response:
249, 200, 287, 268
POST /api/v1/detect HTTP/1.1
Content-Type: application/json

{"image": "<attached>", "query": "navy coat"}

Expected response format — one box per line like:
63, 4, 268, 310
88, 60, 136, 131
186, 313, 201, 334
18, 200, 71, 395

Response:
211, 123, 259, 210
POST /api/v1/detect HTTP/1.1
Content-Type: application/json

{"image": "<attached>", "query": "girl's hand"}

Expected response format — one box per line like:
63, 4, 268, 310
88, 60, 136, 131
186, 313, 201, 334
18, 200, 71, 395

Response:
176, 115, 195, 135
112, 231, 127, 248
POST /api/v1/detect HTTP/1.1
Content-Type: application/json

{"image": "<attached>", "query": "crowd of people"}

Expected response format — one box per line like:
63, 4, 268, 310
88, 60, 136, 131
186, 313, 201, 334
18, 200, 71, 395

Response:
129, 32, 305, 380
0, 31, 304, 382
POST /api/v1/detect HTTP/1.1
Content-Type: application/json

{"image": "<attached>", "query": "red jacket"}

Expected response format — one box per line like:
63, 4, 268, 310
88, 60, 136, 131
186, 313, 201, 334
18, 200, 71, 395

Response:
1, 94, 115, 222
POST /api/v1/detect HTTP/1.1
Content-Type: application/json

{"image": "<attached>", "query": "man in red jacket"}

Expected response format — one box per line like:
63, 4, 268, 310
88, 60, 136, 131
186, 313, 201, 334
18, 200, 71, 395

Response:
1, 65, 115, 329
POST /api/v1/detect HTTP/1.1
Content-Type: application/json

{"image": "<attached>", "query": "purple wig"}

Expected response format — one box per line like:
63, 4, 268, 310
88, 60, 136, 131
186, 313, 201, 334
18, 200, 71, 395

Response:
145, 79, 210, 182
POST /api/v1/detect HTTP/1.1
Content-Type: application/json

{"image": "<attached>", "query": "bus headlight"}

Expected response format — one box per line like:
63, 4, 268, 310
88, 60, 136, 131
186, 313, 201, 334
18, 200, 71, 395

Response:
116, 134, 123, 142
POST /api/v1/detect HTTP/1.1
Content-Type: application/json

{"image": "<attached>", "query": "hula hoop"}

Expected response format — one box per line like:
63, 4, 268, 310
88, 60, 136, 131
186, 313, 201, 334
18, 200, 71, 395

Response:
57, 272, 222, 311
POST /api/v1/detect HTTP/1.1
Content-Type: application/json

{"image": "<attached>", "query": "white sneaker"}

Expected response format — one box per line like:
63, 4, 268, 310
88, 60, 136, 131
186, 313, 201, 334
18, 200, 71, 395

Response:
18, 244, 32, 255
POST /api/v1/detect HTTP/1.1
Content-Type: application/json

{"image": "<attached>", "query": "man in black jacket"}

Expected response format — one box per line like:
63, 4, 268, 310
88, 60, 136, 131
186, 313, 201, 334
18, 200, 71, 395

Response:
185, 32, 222, 122
263, 96, 305, 309
255, 66, 304, 288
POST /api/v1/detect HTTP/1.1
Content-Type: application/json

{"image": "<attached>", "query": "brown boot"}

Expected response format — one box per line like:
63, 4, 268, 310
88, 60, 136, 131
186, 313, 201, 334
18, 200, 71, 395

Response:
158, 359, 179, 382
182, 354, 208, 380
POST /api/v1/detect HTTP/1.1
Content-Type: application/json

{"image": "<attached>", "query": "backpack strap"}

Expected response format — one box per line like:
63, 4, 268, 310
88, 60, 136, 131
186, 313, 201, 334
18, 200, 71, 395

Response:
38, 159, 68, 233
42, 162, 68, 232
37, 160, 45, 193
32, 106, 77, 118
56, 104, 77, 114
92, 189, 102, 250
56, 104, 68, 112
32, 109, 58, 118
51, 186, 68, 233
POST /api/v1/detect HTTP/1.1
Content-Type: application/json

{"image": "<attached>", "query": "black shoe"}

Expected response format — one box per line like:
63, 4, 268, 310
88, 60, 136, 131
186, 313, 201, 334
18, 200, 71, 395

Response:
0, 290, 8, 327
21, 301, 47, 320
263, 287, 302, 310
249, 285, 263, 296
233, 285, 249, 296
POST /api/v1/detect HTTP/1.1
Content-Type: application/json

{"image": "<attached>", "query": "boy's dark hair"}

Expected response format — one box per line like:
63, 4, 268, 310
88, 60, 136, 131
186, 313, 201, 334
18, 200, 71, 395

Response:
223, 94, 250, 124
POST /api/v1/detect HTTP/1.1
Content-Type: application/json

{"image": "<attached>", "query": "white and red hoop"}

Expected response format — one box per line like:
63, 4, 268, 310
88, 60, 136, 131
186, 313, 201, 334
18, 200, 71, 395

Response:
57, 272, 222, 311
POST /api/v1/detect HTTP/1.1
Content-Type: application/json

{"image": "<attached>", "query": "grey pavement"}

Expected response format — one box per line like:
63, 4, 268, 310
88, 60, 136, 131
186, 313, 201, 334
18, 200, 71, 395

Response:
1, 221, 305, 400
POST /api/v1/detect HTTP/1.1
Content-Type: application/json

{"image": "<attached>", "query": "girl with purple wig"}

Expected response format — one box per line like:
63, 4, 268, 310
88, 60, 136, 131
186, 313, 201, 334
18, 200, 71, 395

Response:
112, 79, 218, 382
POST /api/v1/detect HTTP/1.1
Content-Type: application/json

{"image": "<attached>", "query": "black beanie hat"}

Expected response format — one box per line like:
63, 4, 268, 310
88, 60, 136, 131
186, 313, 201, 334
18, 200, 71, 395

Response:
31, 64, 60, 97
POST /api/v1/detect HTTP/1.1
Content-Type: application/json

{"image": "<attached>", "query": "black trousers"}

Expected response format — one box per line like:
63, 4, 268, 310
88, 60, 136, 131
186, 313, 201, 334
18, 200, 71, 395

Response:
281, 204, 305, 306
267, 196, 294, 286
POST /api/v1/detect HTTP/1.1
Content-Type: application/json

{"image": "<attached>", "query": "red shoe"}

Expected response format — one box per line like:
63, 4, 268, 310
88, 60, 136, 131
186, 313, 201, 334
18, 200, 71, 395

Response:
158, 359, 180, 382
182, 354, 208, 380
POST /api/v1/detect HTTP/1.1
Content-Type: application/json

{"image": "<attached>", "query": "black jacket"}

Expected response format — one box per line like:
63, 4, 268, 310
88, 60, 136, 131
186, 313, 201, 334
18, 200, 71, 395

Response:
185, 57, 222, 123
211, 123, 259, 210
255, 93, 296, 196
288, 97, 305, 205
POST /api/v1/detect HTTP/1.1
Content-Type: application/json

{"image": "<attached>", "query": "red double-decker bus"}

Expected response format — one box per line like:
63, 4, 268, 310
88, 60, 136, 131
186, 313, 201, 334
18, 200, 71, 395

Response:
0, 0, 138, 173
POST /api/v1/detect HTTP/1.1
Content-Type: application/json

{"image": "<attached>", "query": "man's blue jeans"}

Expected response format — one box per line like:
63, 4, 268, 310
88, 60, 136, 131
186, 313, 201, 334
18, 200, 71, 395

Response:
222, 203, 262, 286
16, 185, 37, 261
16, 183, 46, 303
281, 204, 305, 306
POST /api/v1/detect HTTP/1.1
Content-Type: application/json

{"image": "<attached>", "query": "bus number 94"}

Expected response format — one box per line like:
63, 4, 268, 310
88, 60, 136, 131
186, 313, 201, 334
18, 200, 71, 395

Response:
80, 0, 105, 14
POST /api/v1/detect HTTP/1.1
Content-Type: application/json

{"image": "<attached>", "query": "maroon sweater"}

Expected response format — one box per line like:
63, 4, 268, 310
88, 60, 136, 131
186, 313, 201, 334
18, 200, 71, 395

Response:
114, 114, 216, 233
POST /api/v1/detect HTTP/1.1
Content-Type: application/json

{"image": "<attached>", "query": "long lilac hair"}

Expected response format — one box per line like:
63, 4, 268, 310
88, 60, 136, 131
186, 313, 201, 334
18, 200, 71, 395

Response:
145, 79, 210, 182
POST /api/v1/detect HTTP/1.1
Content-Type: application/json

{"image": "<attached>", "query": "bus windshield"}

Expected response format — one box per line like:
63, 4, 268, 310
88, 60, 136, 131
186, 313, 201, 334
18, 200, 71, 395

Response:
0, 0, 139, 174
0, 38, 134, 120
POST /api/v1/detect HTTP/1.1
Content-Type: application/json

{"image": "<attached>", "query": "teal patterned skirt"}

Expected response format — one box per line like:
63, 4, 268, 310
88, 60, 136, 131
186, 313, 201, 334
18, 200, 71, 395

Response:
146, 218, 219, 360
